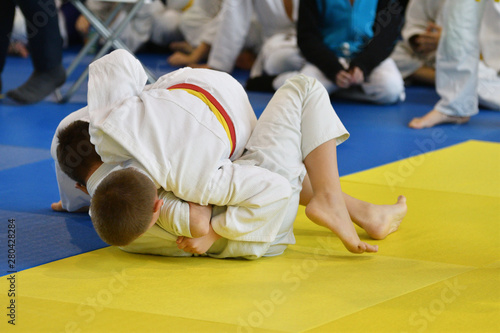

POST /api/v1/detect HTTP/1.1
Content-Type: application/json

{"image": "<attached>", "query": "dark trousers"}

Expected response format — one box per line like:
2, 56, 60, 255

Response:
0, 0, 63, 73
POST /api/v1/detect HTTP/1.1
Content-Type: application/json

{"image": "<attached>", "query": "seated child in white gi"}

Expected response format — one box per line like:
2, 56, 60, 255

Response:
85, 75, 407, 257
391, 0, 500, 116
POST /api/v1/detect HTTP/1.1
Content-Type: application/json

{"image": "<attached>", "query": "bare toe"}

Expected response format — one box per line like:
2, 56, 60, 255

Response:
51, 201, 65, 212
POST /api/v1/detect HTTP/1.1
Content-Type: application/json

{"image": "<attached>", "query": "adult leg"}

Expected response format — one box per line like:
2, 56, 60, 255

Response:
409, 0, 485, 129
0, 0, 16, 92
6, 0, 66, 104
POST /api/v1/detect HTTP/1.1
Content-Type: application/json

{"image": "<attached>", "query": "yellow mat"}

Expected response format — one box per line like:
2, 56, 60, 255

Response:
2, 140, 499, 332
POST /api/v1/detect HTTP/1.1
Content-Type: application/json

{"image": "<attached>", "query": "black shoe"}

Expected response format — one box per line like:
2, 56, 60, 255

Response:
6, 64, 66, 104
245, 74, 277, 93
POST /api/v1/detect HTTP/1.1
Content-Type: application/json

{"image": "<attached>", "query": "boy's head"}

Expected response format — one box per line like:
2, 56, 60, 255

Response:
57, 120, 102, 186
90, 168, 163, 246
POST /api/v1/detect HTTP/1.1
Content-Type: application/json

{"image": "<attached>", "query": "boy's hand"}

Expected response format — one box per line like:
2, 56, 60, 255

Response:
176, 226, 221, 254
335, 70, 352, 88
167, 52, 196, 67
349, 67, 364, 85
409, 22, 442, 56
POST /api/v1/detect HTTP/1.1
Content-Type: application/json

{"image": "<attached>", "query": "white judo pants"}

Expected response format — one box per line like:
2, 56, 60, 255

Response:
435, 0, 500, 116
274, 58, 405, 105
232, 75, 350, 257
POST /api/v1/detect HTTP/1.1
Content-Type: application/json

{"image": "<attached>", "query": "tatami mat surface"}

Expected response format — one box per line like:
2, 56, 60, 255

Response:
1, 141, 498, 332
0, 51, 499, 332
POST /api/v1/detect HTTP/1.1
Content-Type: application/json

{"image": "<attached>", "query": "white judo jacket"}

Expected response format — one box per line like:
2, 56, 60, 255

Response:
87, 50, 291, 243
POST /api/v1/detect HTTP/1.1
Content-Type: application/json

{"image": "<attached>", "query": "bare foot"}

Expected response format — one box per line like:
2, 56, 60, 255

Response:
51, 201, 89, 213
51, 201, 66, 212
409, 109, 470, 129
362, 196, 407, 240
305, 194, 378, 254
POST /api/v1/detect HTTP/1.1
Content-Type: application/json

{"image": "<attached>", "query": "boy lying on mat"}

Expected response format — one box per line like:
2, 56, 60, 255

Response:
53, 50, 406, 258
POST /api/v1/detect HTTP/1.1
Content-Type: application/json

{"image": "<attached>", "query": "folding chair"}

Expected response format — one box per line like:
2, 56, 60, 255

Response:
56, 0, 157, 103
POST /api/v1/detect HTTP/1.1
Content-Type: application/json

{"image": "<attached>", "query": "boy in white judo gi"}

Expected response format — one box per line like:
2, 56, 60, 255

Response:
390, 0, 500, 111
56, 49, 293, 246
196, 0, 301, 79
56, 50, 406, 255
408, 0, 500, 129
99, 74, 408, 259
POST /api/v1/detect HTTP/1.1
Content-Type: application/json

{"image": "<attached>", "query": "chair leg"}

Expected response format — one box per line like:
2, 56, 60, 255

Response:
58, 0, 157, 103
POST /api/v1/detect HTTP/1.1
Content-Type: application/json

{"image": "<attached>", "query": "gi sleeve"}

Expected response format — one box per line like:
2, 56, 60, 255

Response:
401, 0, 432, 42
156, 191, 192, 238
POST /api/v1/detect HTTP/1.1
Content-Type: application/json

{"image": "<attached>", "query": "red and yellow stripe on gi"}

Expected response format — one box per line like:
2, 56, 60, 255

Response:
168, 83, 237, 157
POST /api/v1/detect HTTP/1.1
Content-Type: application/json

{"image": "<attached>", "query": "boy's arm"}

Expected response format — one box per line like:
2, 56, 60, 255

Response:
203, 162, 292, 243
176, 224, 222, 255
187, 202, 213, 237
401, 0, 434, 42
156, 191, 212, 238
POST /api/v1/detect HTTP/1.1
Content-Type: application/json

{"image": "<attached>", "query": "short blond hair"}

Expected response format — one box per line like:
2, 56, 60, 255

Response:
91, 168, 157, 246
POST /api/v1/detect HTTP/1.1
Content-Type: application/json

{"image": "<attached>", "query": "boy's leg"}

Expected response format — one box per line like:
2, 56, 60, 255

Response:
301, 175, 407, 240
242, 74, 382, 253
303, 140, 378, 253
